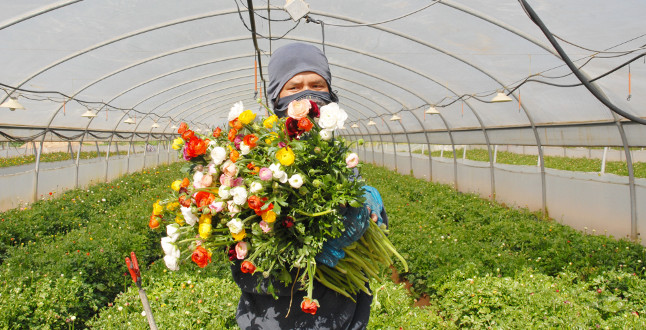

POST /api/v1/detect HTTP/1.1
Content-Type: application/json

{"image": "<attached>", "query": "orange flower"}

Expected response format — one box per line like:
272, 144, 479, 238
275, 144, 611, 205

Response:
194, 191, 215, 208
182, 130, 194, 140
185, 137, 207, 158
230, 149, 240, 163
191, 246, 212, 268
148, 215, 161, 229
181, 177, 190, 188
301, 297, 320, 315
213, 127, 222, 138
178, 194, 191, 207
229, 118, 243, 130
297, 117, 313, 131
246, 162, 256, 170
243, 134, 258, 148
241, 260, 256, 274
247, 195, 263, 211
228, 128, 238, 142
178, 122, 188, 134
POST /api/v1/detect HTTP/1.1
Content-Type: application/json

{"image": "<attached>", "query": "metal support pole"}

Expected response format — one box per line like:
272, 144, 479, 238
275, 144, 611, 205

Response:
600, 147, 608, 174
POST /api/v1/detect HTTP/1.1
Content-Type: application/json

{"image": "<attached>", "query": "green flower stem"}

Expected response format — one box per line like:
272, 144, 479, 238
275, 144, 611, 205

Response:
315, 268, 355, 302
257, 99, 276, 117
343, 249, 380, 278
294, 209, 335, 217
241, 214, 259, 224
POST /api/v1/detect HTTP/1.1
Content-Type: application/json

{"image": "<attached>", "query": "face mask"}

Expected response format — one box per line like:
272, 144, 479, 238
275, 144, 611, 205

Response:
273, 90, 337, 118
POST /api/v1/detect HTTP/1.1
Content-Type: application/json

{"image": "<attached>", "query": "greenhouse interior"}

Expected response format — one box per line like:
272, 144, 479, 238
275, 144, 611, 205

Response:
1, 0, 645, 328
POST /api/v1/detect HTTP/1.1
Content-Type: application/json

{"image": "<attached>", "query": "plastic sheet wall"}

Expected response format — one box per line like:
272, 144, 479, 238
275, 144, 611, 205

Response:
0, 151, 179, 212
359, 149, 646, 244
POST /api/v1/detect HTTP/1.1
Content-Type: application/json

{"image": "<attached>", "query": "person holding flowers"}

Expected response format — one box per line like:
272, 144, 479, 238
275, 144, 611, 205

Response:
230, 42, 387, 330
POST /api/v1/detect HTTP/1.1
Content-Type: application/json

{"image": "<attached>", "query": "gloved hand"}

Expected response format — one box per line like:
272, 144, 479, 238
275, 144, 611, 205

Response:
315, 186, 384, 267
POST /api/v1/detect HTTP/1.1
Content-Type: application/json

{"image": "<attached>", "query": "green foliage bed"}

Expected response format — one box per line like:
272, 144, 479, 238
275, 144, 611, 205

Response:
1, 162, 645, 329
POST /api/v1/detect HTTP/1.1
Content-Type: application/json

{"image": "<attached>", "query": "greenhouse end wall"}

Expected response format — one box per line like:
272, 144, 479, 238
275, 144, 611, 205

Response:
359, 149, 646, 244
0, 151, 180, 212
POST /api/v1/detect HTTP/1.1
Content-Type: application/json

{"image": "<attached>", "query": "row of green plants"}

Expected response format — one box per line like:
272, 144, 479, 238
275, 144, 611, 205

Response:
408, 147, 646, 178
0, 164, 180, 328
0, 151, 130, 168
362, 164, 646, 328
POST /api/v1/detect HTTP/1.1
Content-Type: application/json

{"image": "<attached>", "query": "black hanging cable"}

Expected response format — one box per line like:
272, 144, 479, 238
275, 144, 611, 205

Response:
304, 15, 326, 54
246, 0, 268, 103
518, 0, 646, 125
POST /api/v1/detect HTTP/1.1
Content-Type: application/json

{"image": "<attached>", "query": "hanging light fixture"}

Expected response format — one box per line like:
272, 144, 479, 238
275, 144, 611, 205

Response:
151, 122, 160, 128
367, 120, 376, 126
350, 123, 359, 128
123, 116, 135, 124
0, 97, 25, 111
81, 109, 98, 118
425, 106, 440, 114
389, 114, 402, 121
490, 91, 513, 103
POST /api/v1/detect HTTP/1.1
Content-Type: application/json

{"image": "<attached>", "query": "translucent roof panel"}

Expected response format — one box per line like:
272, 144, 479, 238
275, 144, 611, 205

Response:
0, 0, 644, 146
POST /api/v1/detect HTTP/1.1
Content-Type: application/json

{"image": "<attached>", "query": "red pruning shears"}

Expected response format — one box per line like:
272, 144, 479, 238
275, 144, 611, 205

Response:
125, 251, 141, 286
125, 252, 158, 330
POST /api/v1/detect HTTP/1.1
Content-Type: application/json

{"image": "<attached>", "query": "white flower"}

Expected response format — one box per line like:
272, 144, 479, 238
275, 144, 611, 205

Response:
277, 171, 288, 183
288, 174, 304, 189
249, 181, 263, 194
269, 163, 281, 175
227, 218, 244, 234
318, 103, 348, 130
118, 306, 123, 311
161, 237, 180, 258
227, 200, 240, 214
228, 101, 244, 121
239, 142, 251, 155
230, 186, 248, 205
180, 206, 198, 226
141, 311, 146, 317
166, 224, 180, 242
211, 147, 227, 165
193, 172, 204, 189
163, 254, 179, 271
218, 186, 231, 199
319, 129, 333, 141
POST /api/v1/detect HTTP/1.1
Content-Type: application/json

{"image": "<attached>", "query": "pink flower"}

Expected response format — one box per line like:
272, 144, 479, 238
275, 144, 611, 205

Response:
227, 200, 240, 214
200, 174, 213, 187
345, 153, 359, 168
259, 220, 271, 233
287, 99, 312, 120
209, 201, 224, 212
220, 174, 234, 187
208, 163, 218, 174
258, 167, 272, 181
221, 160, 238, 177
235, 241, 249, 259
232, 177, 244, 187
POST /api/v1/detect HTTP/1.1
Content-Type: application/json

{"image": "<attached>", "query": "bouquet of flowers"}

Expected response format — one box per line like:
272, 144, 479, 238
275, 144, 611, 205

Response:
149, 99, 406, 314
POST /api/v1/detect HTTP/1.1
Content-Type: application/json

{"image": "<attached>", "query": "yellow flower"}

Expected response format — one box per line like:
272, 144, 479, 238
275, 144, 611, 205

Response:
199, 222, 212, 239
232, 229, 246, 241
199, 213, 212, 224
171, 180, 182, 191
166, 201, 180, 211
262, 210, 276, 223
172, 137, 184, 150
238, 110, 256, 125
152, 202, 164, 216
264, 132, 279, 144
276, 147, 295, 166
174, 215, 185, 225
263, 115, 278, 128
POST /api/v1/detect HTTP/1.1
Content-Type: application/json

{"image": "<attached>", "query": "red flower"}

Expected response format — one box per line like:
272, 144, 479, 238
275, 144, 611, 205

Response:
246, 162, 256, 170
243, 134, 258, 148
229, 118, 243, 130
178, 194, 191, 207
194, 191, 215, 208
282, 216, 294, 228
228, 247, 236, 261
301, 297, 320, 315
297, 117, 313, 131
178, 122, 188, 134
247, 195, 264, 211
228, 128, 238, 142
181, 129, 194, 140
148, 215, 161, 229
185, 137, 207, 158
254, 202, 273, 216
191, 246, 211, 268
285, 117, 303, 139
308, 101, 320, 118
241, 260, 256, 274
213, 127, 222, 138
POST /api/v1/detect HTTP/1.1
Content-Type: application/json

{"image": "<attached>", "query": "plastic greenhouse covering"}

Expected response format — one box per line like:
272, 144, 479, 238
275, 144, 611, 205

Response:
0, 0, 645, 241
